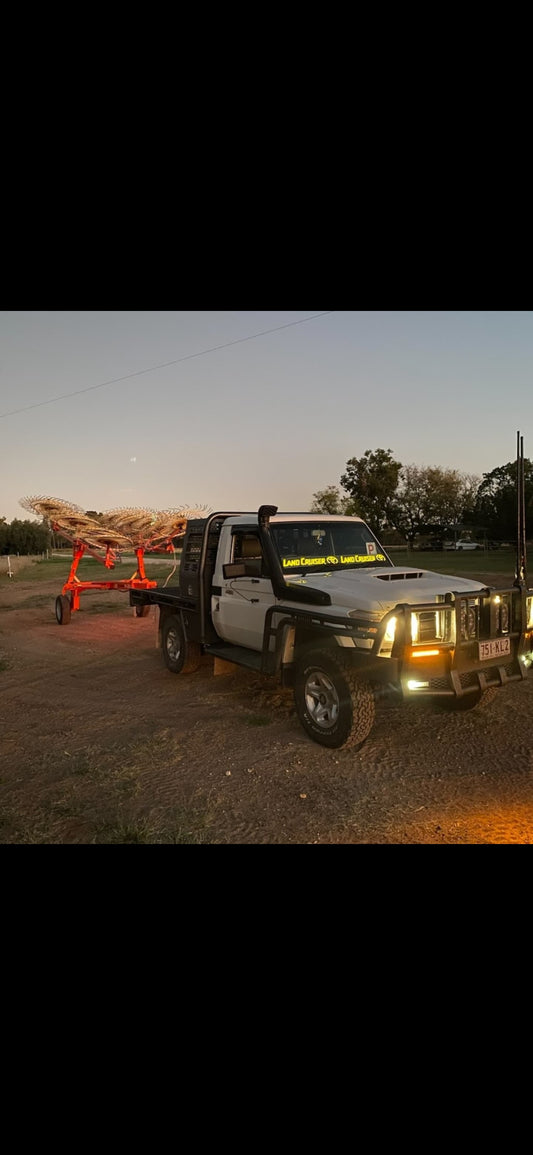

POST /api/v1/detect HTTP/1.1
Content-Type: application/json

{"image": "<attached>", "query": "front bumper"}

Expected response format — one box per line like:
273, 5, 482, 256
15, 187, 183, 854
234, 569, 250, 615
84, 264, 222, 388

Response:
375, 586, 533, 700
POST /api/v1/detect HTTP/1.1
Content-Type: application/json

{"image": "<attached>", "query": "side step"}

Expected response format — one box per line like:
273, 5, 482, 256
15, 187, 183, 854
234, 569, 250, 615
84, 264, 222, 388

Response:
204, 643, 263, 672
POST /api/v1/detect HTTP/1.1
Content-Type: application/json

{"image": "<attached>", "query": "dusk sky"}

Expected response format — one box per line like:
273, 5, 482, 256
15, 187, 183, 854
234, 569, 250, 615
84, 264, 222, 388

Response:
1, 310, 531, 524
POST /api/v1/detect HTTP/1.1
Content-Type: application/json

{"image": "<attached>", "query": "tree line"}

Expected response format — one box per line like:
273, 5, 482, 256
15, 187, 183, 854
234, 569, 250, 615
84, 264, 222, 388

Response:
0, 518, 52, 556
311, 449, 533, 546
2, 455, 532, 555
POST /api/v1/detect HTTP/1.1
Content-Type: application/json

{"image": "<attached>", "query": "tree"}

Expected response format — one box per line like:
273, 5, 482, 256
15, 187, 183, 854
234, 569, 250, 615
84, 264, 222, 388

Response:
388, 465, 432, 546
310, 486, 356, 515
473, 459, 533, 541
389, 465, 482, 546
456, 473, 481, 529
423, 467, 481, 535
0, 518, 51, 555
340, 448, 402, 535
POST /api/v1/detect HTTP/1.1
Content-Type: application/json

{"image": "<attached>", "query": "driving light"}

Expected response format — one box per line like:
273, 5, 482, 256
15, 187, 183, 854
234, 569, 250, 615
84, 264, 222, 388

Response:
407, 679, 430, 690
460, 598, 478, 640
527, 597, 533, 630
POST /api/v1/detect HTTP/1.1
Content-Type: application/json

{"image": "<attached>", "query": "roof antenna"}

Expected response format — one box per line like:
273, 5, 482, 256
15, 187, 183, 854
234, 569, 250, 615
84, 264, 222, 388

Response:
514, 430, 527, 589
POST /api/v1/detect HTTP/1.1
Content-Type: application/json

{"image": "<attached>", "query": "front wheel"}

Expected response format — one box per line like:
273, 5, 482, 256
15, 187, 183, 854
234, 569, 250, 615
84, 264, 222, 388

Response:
161, 613, 201, 674
55, 594, 71, 625
294, 648, 375, 749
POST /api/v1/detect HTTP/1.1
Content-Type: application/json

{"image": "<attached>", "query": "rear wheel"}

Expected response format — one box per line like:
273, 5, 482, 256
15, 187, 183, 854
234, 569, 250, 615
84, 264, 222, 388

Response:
55, 594, 71, 625
294, 648, 375, 749
161, 613, 201, 674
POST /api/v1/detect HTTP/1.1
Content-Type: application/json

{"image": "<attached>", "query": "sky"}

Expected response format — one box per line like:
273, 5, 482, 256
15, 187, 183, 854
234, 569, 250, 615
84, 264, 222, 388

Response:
0, 310, 531, 524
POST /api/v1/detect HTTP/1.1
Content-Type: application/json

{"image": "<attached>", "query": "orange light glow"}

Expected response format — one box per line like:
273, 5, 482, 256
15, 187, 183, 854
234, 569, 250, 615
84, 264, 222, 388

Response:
410, 648, 441, 658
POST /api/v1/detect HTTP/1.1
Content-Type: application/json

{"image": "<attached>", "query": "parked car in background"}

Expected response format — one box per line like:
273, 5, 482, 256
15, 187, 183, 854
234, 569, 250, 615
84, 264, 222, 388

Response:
445, 539, 483, 551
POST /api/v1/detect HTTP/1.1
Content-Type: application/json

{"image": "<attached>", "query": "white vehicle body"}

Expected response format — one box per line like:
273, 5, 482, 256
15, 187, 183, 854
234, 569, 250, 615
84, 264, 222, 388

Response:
212, 514, 486, 651
445, 539, 482, 551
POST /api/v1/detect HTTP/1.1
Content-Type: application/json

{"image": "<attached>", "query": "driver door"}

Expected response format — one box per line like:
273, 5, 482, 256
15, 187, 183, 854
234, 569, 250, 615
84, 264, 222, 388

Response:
214, 530, 275, 650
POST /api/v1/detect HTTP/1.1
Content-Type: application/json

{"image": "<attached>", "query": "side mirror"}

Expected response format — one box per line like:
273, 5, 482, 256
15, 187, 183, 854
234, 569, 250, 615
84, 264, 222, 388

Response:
223, 562, 247, 579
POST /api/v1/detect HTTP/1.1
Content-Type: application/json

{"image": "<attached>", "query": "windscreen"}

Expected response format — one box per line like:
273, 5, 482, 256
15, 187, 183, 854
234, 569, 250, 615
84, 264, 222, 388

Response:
270, 522, 391, 574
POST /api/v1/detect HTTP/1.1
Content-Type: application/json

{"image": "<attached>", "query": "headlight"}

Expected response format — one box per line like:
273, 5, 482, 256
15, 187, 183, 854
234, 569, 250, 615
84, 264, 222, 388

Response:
411, 609, 452, 644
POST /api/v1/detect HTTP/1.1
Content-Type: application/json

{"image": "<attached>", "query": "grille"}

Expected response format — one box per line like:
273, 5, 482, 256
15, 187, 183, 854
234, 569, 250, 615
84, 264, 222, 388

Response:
459, 662, 517, 690
427, 677, 450, 691
482, 661, 516, 683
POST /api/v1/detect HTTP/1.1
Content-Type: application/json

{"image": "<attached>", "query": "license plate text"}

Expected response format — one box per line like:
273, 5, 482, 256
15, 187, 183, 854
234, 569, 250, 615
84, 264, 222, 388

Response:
478, 637, 511, 660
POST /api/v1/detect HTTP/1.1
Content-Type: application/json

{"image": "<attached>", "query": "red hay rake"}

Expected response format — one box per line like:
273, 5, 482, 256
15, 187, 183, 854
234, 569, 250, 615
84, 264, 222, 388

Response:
19, 496, 208, 624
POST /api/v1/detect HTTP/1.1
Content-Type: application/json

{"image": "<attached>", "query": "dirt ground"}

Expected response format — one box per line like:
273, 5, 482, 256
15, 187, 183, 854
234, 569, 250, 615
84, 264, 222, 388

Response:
1, 569, 532, 844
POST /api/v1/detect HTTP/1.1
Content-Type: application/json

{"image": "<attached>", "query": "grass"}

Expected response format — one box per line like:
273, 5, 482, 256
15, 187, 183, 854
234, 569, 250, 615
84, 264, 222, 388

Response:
0, 593, 57, 611
391, 549, 518, 577
0, 734, 218, 843
5, 542, 522, 582
10, 556, 179, 584
91, 815, 211, 844
91, 818, 156, 844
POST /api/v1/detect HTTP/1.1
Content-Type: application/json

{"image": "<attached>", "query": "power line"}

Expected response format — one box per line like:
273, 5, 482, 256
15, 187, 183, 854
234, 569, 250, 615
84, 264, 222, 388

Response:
0, 311, 334, 418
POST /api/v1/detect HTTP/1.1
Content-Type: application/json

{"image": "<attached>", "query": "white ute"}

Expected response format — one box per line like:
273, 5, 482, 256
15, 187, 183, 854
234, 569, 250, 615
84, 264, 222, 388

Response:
130, 505, 533, 750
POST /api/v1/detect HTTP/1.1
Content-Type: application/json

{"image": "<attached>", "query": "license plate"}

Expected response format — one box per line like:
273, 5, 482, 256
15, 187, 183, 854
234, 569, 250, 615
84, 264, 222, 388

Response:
478, 637, 511, 660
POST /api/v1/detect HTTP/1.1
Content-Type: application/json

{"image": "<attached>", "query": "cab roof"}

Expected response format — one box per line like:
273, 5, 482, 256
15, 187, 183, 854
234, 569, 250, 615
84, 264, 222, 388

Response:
221, 512, 365, 526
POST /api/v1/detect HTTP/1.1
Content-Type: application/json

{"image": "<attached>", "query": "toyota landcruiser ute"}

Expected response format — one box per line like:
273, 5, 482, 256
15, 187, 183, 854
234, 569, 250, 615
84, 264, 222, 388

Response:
130, 504, 533, 750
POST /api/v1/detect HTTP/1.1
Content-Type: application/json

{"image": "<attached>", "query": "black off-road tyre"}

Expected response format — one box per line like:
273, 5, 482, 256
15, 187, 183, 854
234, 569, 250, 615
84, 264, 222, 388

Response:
134, 604, 150, 618
55, 594, 71, 625
161, 613, 201, 674
294, 648, 375, 749
437, 686, 499, 712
